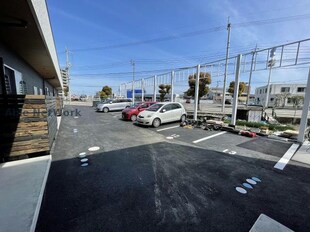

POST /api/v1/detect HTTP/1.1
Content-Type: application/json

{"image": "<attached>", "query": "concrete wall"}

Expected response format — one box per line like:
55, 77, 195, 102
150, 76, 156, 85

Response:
0, 42, 56, 95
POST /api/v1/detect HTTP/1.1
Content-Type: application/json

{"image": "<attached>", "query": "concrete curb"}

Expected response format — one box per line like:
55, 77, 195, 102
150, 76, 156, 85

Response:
30, 155, 51, 232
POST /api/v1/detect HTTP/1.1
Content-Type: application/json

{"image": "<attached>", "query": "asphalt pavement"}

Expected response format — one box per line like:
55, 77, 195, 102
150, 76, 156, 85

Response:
36, 106, 310, 232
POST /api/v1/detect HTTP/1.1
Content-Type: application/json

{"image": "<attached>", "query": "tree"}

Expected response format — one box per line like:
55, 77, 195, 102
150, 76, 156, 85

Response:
279, 92, 291, 107
291, 95, 304, 123
186, 72, 211, 109
100, 85, 112, 100
158, 84, 171, 102
228, 81, 246, 97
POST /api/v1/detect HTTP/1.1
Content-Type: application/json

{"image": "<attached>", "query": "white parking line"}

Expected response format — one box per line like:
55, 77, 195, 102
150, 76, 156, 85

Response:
274, 143, 300, 170
157, 125, 180, 132
192, 131, 227, 144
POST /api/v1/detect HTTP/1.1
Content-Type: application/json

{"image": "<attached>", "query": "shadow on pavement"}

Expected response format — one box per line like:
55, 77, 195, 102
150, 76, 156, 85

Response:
36, 142, 310, 232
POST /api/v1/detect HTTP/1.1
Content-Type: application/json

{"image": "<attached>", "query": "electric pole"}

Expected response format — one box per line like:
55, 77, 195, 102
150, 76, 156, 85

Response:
65, 47, 71, 105
246, 45, 257, 107
222, 17, 231, 113
130, 60, 135, 104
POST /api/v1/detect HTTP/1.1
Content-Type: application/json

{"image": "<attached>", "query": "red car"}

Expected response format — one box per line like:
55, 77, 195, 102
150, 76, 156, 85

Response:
122, 102, 156, 121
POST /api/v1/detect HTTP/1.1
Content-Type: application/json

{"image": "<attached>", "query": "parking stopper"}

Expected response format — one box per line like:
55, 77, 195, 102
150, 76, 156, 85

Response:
81, 163, 88, 167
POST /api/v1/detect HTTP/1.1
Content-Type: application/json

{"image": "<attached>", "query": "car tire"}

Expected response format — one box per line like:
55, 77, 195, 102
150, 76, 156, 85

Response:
131, 114, 137, 121
152, 118, 161, 128
180, 114, 186, 122
103, 107, 109, 113
125, 105, 130, 108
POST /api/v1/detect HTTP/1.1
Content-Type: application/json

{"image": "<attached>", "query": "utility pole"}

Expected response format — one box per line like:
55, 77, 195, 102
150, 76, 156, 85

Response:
265, 47, 277, 108
130, 60, 135, 104
65, 47, 71, 105
246, 45, 257, 107
222, 17, 231, 113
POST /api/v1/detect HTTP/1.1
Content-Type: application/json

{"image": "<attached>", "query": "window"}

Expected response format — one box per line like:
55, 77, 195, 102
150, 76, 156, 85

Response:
34, 86, 38, 95
171, 103, 181, 109
162, 104, 172, 112
297, 87, 305, 92
259, 89, 262, 94
140, 103, 148, 108
287, 98, 292, 104
281, 87, 290, 93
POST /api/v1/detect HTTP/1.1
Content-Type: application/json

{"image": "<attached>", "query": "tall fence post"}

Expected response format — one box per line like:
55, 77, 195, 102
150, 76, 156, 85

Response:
194, 65, 200, 121
170, 71, 174, 102
124, 83, 127, 98
297, 67, 310, 143
141, 79, 144, 102
231, 54, 242, 125
153, 75, 157, 102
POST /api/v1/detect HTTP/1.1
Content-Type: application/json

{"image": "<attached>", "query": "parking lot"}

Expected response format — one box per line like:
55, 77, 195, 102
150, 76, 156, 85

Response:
36, 105, 310, 232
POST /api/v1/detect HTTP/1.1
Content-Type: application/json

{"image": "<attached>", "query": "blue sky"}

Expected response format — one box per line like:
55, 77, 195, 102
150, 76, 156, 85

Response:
47, 0, 310, 96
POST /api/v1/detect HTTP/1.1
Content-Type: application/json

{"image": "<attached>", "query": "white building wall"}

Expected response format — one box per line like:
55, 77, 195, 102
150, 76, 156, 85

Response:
254, 84, 306, 106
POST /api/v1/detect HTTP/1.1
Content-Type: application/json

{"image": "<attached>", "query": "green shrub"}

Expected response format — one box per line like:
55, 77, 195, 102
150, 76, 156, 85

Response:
225, 120, 294, 131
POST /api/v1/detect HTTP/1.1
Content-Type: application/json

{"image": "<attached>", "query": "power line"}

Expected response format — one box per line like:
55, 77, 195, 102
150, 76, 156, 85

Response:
68, 13, 310, 53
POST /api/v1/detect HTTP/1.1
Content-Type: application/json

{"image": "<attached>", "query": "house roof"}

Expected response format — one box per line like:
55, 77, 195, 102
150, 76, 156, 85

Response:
0, 0, 62, 89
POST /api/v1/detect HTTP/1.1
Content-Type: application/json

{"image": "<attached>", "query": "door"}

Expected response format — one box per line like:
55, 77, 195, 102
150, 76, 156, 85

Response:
160, 104, 173, 123
171, 103, 183, 121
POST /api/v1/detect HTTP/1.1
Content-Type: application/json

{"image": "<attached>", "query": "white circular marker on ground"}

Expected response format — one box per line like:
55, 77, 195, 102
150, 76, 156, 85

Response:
81, 163, 88, 167
80, 158, 88, 163
166, 136, 174, 140
252, 177, 261, 182
246, 179, 257, 185
243, 183, 253, 189
79, 152, 86, 158
88, 146, 100, 151
236, 187, 247, 194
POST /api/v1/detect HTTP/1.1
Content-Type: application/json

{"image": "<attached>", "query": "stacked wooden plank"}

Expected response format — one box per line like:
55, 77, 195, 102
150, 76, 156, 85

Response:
0, 95, 57, 161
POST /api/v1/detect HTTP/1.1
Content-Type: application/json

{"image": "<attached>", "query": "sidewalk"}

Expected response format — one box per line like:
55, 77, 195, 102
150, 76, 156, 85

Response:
0, 155, 51, 232
292, 140, 310, 165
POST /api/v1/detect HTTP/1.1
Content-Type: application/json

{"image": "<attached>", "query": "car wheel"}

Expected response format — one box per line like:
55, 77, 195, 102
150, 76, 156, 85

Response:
125, 105, 130, 108
180, 114, 186, 122
103, 107, 109, 113
152, 118, 161, 128
131, 114, 137, 121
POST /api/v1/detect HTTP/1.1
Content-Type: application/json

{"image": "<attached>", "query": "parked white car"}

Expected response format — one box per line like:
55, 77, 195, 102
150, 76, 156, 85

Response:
136, 102, 187, 128
96, 99, 132, 112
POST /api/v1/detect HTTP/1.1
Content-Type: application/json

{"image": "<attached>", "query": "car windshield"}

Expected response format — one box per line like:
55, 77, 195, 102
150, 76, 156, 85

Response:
130, 103, 141, 108
146, 103, 164, 112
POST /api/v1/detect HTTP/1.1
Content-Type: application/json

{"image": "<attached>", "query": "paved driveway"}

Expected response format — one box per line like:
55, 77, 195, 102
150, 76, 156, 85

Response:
36, 106, 310, 232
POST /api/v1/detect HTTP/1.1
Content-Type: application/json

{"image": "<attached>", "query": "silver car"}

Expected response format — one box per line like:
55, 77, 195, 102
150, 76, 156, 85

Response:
97, 99, 132, 113
136, 102, 187, 128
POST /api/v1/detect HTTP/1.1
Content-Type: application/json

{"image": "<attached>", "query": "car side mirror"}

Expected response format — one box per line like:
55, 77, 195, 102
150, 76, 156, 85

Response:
161, 109, 166, 113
